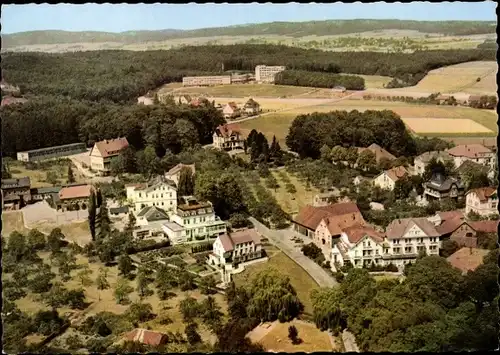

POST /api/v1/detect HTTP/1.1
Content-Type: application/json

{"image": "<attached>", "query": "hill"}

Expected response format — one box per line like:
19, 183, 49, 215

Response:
2, 19, 497, 49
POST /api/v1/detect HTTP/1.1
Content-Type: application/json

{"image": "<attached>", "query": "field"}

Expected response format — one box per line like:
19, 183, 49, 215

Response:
233, 250, 319, 315
247, 319, 338, 352
2, 211, 31, 236
399, 61, 498, 95
239, 99, 498, 146
8, 159, 87, 188
403, 118, 492, 135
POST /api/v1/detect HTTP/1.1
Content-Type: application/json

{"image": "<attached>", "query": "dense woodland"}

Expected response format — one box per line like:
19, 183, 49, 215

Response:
275, 70, 365, 90
3, 20, 496, 48
1, 97, 224, 158
285, 110, 416, 159
3, 46, 495, 102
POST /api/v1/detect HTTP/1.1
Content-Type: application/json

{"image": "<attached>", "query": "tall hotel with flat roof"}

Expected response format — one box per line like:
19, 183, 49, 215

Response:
255, 65, 286, 83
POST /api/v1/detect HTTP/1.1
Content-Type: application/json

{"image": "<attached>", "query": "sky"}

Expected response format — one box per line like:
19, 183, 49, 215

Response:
2, 2, 497, 34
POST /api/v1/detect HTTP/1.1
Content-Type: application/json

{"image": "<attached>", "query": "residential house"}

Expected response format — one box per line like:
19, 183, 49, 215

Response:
427, 210, 465, 226
1, 177, 31, 210
413, 150, 453, 176
243, 98, 261, 115
373, 166, 409, 191
330, 224, 385, 270
208, 229, 263, 267
313, 190, 340, 207
468, 220, 499, 234
133, 206, 169, 240
58, 184, 94, 211
222, 102, 241, 119
423, 173, 464, 201
30, 186, 61, 202
293, 202, 365, 249
162, 196, 226, 244
357, 143, 396, 164
353, 175, 371, 186
436, 217, 478, 248
447, 144, 495, 170
165, 163, 196, 186
212, 124, 245, 151
384, 217, 441, 270
446, 247, 490, 274
89, 137, 129, 175
465, 187, 498, 217
123, 328, 169, 347
126, 176, 177, 215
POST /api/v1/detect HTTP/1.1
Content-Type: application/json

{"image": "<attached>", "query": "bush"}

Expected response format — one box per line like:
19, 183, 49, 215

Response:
385, 263, 399, 272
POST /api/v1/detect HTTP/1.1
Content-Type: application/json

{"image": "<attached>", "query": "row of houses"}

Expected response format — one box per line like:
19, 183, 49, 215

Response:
292, 201, 497, 271
219, 98, 261, 119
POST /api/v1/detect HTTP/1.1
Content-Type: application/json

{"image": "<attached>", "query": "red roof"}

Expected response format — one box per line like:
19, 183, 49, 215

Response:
447, 247, 489, 274
437, 210, 465, 221
436, 217, 468, 235
469, 220, 499, 233
59, 184, 93, 200
447, 144, 492, 159
294, 203, 364, 231
385, 166, 408, 182
93, 137, 129, 158
216, 124, 241, 138
218, 229, 261, 252
342, 224, 384, 244
466, 187, 497, 202
124, 328, 168, 346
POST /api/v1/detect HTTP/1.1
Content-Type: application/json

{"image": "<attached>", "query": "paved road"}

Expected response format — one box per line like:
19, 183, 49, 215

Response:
249, 217, 337, 288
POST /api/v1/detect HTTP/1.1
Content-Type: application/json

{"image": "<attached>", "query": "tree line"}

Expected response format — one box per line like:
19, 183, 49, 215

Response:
1, 96, 225, 158
286, 109, 416, 159
3, 46, 495, 102
274, 70, 365, 90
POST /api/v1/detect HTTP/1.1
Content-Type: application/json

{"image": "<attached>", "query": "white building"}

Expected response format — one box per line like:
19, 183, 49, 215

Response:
383, 217, 441, 270
465, 187, 498, 217
89, 137, 129, 175
212, 124, 245, 151
126, 176, 177, 215
133, 206, 170, 240
162, 196, 226, 244
413, 151, 453, 176
255, 65, 286, 83
447, 144, 495, 170
373, 166, 409, 191
331, 224, 385, 270
165, 163, 196, 186
222, 102, 241, 119
208, 229, 263, 268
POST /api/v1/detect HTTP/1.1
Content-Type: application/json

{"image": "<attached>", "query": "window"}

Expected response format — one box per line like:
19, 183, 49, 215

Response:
405, 247, 412, 254
139, 193, 142, 198
161, 194, 164, 198
394, 239, 400, 245
393, 248, 401, 254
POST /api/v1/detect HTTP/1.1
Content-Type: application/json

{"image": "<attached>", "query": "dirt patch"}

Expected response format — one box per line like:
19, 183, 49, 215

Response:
2, 211, 30, 236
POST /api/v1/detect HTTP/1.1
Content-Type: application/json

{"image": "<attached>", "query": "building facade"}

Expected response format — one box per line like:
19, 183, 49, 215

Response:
162, 196, 226, 244
1, 177, 31, 210
373, 166, 409, 191
165, 163, 196, 186
212, 124, 245, 151
30, 186, 61, 203
126, 176, 177, 215
133, 206, 170, 240
208, 229, 263, 267
243, 98, 261, 115
447, 144, 495, 170
465, 187, 498, 216
182, 76, 232, 87
58, 184, 94, 211
413, 150, 453, 176
17, 143, 87, 162
222, 102, 241, 119
255, 65, 286, 83
424, 174, 465, 201
89, 137, 129, 175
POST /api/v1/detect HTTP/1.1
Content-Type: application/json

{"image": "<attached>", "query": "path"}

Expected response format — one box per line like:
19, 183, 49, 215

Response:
249, 217, 337, 288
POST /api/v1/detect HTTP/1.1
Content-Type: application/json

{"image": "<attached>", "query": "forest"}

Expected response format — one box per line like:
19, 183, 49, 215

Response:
2, 46, 495, 102
285, 109, 416, 159
274, 70, 365, 90
1, 97, 224, 158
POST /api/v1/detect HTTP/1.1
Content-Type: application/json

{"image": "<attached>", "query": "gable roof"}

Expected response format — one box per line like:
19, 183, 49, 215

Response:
218, 229, 261, 252
456, 160, 489, 175
437, 210, 465, 222
58, 184, 93, 200
294, 202, 363, 231
31, 186, 62, 194
447, 144, 492, 159
469, 220, 498, 233
215, 124, 241, 138
358, 143, 396, 162
165, 163, 196, 177
2, 177, 31, 189
416, 150, 453, 164
436, 217, 469, 235
93, 137, 129, 158
244, 98, 260, 108
124, 328, 168, 346
466, 187, 497, 201
447, 247, 489, 274
424, 174, 464, 192
385, 166, 408, 182
133, 175, 176, 192
386, 217, 440, 239
342, 224, 384, 244
136, 206, 169, 221
225, 102, 239, 111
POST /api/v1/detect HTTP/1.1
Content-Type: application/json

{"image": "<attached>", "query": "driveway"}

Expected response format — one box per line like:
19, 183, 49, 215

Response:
249, 217, 337, 288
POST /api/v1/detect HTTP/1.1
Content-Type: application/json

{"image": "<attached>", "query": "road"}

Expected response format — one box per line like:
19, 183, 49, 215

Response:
249, 217, 337, 288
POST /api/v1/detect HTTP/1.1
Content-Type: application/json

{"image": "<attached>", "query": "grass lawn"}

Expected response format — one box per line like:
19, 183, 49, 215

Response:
249, 319, 338, 352
160, 84, 318, 98
232, 251, 319, 315
373, 274, 402, 282
8, 160, 79, 188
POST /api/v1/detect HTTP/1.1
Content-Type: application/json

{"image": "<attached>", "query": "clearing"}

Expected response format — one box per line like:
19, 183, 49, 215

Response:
403, 118, 492, 135
2, 210, 31, 236
232, 250, 319, 315
247, 319, 338, 352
